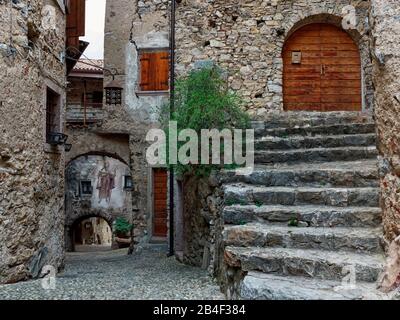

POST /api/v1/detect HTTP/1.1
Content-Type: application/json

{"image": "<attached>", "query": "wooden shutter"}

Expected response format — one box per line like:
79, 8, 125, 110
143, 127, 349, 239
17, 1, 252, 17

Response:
140, 53, 151, 91
66, 0, 85, 48
139, 51, 169, 91
154, 52, 170, 91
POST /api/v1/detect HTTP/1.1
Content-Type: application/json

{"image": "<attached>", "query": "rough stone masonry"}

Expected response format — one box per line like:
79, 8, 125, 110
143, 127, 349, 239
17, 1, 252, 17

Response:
371, 0, 400, 291
0, 0, 66, 283
0, 0, 400, 293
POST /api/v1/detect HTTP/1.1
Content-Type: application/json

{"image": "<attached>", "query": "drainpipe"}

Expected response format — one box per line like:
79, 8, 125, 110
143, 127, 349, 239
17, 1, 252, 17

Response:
168, 0, 176, 257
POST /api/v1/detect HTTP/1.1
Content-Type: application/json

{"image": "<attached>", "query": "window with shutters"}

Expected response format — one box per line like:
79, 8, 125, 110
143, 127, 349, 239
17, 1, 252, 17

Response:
138, 50, 170, 92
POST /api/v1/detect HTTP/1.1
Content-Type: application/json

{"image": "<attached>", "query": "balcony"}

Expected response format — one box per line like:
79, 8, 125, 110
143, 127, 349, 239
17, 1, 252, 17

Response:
66, 102, 104, 125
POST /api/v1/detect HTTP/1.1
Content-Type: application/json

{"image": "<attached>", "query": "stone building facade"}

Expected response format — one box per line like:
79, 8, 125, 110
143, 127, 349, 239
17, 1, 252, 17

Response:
101, 0, 172, 246
98, 1, 400, 286
1, 0, 399, 296
65, 60, 135, 250
0, 0, 68, 283
65, 154, 133, 251
175, 0, 374, 117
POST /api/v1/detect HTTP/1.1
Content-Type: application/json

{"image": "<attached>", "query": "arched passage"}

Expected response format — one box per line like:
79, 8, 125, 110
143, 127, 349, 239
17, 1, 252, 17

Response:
65, 153, 133, 252
283, 23, 362, 111
71, 215, 113, 252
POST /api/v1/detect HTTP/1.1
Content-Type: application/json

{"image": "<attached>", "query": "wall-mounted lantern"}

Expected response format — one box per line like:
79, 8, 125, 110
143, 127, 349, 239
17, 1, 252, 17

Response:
105, 77, 123, 105
47, 132, 69, 146
124, 175, 133, 190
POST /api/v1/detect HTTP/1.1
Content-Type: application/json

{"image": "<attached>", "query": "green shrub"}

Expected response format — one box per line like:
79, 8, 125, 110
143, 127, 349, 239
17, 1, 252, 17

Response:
114, 217, 133, 237
160, 65, 250, 177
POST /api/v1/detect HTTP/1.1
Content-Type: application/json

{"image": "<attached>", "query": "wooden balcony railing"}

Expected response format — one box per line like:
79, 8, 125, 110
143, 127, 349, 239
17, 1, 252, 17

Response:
66, 103, 104, 124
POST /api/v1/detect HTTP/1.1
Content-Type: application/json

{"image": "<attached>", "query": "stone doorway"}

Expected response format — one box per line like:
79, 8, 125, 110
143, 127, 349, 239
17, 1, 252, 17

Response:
283, 23, 362, 111
72, 216, 113, 252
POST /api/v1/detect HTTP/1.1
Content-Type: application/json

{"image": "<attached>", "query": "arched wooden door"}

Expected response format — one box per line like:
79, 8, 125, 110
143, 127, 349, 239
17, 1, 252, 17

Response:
283, 23, 361, 111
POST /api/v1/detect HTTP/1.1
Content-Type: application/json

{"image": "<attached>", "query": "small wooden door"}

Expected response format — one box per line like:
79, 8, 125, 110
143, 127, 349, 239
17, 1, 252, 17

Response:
153, 168, 168, 237
283, 23, 361, 111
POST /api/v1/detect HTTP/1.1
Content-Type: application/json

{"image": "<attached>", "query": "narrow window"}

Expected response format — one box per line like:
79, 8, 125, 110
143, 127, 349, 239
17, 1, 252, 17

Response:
46, 87, 61, 143
80, 180, 92, 195
139, 51, 169, 92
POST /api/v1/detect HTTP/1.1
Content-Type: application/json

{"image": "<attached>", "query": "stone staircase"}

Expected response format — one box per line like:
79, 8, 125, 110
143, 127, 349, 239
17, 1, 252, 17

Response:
220, 112, 385, 300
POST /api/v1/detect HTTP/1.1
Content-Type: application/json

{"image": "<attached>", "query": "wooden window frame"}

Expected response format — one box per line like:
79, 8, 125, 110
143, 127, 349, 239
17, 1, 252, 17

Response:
137, 49, 170, 94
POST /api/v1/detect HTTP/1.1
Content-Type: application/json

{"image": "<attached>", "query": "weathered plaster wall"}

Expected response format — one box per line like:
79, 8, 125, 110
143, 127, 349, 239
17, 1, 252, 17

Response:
65, 155, 133, 251
0, 0, 66, 283
105, 0, 169, 124
176, 0, 373, 117
103, 0, 172, 245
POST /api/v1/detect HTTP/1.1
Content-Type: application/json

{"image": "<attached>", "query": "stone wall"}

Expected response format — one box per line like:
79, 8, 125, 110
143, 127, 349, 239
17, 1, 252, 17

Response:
176, 0, 373, 117
0, 0, 66, 283
370, 0, 400, 242
65, 129, 131, 165
370, 0, 400, 291
181, 173, 224, 277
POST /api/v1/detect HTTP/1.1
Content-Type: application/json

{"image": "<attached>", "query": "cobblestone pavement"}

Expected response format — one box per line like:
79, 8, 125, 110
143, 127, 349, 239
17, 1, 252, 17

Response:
0, 244, 225, 300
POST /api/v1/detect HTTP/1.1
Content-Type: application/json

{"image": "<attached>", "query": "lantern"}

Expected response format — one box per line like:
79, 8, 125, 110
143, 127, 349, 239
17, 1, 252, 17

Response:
105, 78, 123, 105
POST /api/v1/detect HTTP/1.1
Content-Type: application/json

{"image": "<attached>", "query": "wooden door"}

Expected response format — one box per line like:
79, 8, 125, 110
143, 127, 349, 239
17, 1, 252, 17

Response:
153, 168, 168, 237
283, 23, 361, 111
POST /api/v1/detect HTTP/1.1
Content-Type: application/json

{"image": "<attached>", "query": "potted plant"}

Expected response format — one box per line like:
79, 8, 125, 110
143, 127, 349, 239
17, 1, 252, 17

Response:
113, 217, 133, 248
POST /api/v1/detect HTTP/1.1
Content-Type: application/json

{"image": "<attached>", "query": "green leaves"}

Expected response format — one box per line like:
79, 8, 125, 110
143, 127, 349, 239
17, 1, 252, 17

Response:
114, 217, 133, 236
161, 65, 250, 177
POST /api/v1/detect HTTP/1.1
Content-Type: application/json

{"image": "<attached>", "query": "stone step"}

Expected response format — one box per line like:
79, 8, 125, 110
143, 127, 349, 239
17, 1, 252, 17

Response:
221, 161, 379, 188
224, 246, 384, 282
223, 205, 382, 227
254, 123, 376, 138
251, 112, 373, 130
223, 223, 382, 253
255, 134, 376, 150
239, 272, 386, 300
224, 185, 380, 207
254, 146, 378, 164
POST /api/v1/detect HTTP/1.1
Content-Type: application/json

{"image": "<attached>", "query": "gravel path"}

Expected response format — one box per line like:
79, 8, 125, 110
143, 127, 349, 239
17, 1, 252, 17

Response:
0, 244, 225, 300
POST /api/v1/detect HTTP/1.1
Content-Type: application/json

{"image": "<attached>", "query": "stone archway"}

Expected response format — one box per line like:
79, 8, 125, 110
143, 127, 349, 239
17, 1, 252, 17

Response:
65, 153, 133, 252
67, 213, 114, 252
